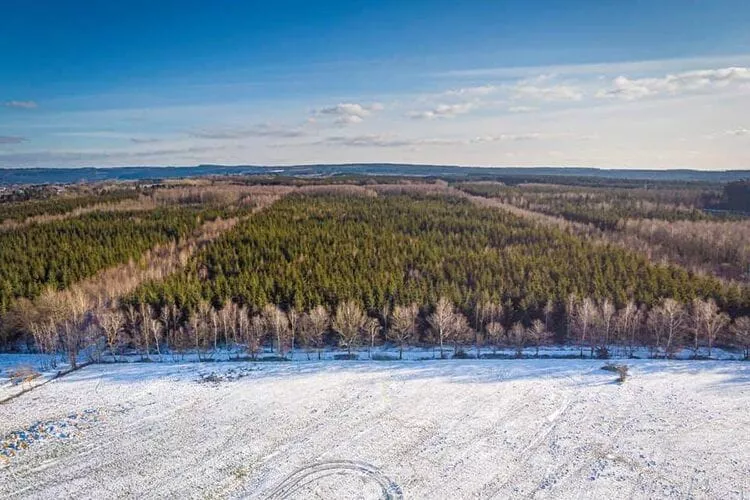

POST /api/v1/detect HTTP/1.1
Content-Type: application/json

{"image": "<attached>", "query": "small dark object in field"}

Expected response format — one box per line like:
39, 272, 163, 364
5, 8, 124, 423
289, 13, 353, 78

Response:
601, 363, 629, 383
8, 366, 41, 386
334, 353, 359, 360
371, 354, 398, 361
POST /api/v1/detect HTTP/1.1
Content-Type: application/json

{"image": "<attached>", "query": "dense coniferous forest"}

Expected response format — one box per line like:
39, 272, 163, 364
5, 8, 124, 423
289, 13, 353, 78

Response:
128, 193, 748, 323
0, 208, 219, 315
456, 182, 726, 230
457, 181, 750, 281
723, 180, 750, 212
0, 189, 141, 224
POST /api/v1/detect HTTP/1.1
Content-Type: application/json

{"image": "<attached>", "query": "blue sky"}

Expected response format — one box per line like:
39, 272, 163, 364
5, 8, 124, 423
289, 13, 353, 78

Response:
1, 0, 749, 169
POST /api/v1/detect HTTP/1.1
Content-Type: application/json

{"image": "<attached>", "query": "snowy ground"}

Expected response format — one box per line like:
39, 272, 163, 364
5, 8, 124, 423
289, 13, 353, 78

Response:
1, 359, 749, 499
0, 354, 71, 403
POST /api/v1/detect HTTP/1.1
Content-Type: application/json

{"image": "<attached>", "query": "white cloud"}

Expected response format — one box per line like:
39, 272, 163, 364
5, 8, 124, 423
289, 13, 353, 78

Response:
597, 67, 750, 100
315, 102, 383, 125
316, 134, 460, 148
312, 132, 549, 149
3, 100, 38, 109
508, 106, 537, 113
724, 128, 750, 137
510, 76, 584, 102
408, 102, 476, 120
441, 85, 498, 97
435, 54, 750, 79
469, 133, 543, 143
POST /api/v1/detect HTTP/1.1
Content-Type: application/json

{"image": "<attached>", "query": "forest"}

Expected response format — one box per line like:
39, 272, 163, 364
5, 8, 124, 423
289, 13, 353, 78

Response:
0, 188, 141, 224
456, 181, 750, 281
0, 178, 749, 364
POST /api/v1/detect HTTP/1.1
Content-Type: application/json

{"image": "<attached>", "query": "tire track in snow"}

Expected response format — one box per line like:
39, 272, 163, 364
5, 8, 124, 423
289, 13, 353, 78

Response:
258, 460, 403, 500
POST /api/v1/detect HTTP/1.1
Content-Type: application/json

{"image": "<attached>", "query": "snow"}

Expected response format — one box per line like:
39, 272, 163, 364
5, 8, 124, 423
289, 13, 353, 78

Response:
1, 359, 749, 499
0, 354, 71, 403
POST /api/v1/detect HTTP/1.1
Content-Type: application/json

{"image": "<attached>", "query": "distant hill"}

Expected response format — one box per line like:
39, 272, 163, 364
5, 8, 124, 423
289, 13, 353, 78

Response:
1, 164, 749, 186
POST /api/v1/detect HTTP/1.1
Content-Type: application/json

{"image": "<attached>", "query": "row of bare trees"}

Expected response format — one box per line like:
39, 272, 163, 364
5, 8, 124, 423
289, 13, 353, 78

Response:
565, 296, 749, 359
17, 293, 750, 365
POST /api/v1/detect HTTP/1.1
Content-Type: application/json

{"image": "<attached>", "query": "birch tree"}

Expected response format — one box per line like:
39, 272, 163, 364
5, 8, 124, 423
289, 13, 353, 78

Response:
262, 304, 290, 358
333, 300, 366, 356
730, 317, 750, 359
389, 304, 419, 359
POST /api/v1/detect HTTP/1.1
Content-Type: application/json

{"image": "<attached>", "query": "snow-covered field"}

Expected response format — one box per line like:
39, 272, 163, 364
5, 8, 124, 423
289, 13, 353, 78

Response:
1, 359, 749, 499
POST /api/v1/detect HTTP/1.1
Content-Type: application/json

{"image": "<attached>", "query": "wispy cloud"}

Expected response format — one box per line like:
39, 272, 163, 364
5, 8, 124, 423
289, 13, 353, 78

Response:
597, 67, 750, 100
315, 134, 461, 148
0, 136, 27, 144
191, 123, 307, 139
469, 133, 545, 143
0, 145, 228, 166
508, 106, 538, 113
435, 54, 750, 79
314, 102, 383, 124
440, 85, 498, 97
3, 100, 38, 109
510, 76, 584, 102
313, 132, 548, 149
724, 127, 750, 137
408, 102, 478, 120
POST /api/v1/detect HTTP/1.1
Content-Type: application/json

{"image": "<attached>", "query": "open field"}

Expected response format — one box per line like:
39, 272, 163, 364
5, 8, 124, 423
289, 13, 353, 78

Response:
1, 360, 749, 499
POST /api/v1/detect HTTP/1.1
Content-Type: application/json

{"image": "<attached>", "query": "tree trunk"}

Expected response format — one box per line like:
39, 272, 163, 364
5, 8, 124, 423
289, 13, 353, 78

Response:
154, 334, 162, 362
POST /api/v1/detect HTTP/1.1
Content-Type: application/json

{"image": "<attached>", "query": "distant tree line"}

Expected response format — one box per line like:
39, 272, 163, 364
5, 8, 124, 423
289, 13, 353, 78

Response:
0, 189, 141, 224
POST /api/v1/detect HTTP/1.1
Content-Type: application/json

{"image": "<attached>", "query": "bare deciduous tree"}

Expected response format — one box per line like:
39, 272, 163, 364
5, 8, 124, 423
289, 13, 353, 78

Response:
246, 315, 264, 360
97, 309, 124, 362
136, 303, 151, 359
486, 321, 504, 354
364, 317, 382, 358
262, 304, 290, 358
691, 298, 729, 358
389, 304, 419, 359
649, 298, 687, 358
528, 319, 553, 357
333, 300, 366, 356
730, 317, 750, 360
143, 306, 163, 362
598, 299, 615, 354
572, 297, 597, 358
236, 306, 250, 358
508, 322, 526, 358
427, 297, 458, 358
299, 305, 329, 360
287, 307, 299, 360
